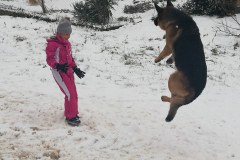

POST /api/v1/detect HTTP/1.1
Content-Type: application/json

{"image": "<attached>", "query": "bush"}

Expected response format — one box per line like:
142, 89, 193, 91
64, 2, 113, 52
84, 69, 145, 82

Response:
152, 0, 176, 3
73, 0, 116, 25
124, 2, 153, 14
181, 0, 230, 17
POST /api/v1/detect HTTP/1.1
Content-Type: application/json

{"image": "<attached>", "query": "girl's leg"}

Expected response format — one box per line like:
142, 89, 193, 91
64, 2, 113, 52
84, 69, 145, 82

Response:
52, 69, 79, 119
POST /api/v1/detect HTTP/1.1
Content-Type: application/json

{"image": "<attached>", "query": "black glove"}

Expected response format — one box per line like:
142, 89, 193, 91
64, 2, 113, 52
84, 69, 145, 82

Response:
73, 66, 85, 79
56, 63, 68, 74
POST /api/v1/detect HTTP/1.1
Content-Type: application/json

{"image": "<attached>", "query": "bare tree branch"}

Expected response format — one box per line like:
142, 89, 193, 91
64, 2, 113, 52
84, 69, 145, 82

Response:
211, 0, 240, 37
214, 18, 240, 37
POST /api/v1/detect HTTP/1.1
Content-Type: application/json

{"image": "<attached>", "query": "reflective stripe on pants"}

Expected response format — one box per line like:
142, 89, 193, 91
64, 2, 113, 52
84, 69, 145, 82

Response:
52, 69, 78, 119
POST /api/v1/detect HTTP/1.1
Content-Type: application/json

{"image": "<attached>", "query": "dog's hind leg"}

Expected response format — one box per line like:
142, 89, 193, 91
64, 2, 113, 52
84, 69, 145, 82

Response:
164, 71, 195, 122
161, 96, 171, 102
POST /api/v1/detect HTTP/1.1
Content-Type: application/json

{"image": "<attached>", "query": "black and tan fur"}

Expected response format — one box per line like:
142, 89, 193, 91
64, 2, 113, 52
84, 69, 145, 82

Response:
153, 0, 207, 122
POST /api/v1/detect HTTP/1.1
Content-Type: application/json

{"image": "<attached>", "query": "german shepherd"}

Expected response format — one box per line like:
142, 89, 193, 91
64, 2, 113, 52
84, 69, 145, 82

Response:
153, 0, 207, 122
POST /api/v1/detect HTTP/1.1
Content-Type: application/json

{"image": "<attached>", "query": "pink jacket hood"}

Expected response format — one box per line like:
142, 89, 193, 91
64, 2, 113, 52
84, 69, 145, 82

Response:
46, 35, 70, 45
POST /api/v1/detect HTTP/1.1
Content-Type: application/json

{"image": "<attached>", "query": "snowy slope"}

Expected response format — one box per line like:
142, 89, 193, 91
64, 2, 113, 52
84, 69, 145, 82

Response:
0, 0, 240, 159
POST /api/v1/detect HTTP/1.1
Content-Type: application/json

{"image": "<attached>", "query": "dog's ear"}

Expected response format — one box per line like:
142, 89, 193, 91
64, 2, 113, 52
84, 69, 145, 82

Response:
154, 3, 163, 13
167, 0, 173, 7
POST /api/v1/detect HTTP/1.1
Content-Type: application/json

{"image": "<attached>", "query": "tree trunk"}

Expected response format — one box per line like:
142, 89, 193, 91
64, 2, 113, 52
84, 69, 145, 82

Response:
36, 0, 48, 13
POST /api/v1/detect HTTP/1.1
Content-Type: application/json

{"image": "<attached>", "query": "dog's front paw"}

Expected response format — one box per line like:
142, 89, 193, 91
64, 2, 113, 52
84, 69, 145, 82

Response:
154, 58, 161, 63
166, 58, 173, 64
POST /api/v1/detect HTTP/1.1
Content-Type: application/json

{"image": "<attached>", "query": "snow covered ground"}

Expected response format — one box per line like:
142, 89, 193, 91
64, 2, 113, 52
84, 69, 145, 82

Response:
0, 0, 240, 159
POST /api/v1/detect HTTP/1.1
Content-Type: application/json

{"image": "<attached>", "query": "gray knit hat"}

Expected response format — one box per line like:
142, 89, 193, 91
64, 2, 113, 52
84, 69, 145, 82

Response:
57, 18, 72, 34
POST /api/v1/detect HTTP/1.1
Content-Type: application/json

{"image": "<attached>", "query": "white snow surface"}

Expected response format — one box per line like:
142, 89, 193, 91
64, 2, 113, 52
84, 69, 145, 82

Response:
0, 0, 240, 160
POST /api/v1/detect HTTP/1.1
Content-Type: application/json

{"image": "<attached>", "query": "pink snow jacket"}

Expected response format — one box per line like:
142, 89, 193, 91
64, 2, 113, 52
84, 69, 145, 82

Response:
46, 35, 77, 75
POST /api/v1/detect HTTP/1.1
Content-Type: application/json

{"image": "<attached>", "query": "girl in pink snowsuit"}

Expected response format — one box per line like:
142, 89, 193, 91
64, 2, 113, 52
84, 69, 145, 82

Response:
46, 18, 85, 126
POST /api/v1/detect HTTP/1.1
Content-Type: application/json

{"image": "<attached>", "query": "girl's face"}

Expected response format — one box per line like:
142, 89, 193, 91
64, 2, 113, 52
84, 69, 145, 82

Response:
58, 33, 71, 41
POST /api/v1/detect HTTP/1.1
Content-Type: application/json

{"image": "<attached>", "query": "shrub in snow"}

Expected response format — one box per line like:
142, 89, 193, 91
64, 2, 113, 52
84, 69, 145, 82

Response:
124, 2, 153, 14
73, 0, 117, 25
181, 0, 233, 17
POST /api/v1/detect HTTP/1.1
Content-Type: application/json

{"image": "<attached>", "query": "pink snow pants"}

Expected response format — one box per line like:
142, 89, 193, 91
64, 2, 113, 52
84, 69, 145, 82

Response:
52, 69, 78, 119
